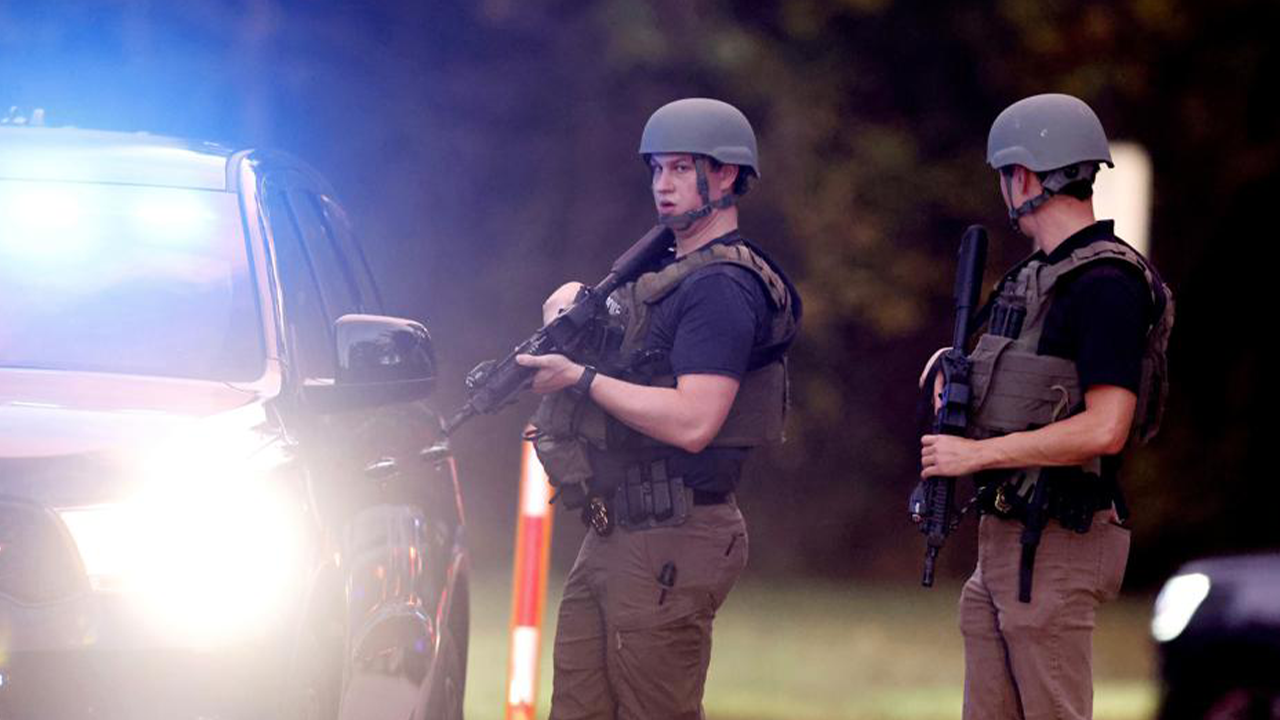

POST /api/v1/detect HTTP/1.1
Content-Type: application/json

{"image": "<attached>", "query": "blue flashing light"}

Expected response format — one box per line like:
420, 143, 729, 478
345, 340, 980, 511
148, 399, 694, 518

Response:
0, 184, 99, 261
0, 180, 220, 264
0, 178, 261, 380
129, 188, 218, 245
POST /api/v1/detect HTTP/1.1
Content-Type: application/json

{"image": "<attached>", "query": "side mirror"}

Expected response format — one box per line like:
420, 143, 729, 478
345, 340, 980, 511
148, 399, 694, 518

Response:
302, 314, 437, 413
335, 313, 436, 386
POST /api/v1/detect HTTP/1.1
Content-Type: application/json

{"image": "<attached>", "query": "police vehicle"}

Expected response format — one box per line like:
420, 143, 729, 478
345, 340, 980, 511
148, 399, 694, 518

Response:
1152, 553, 1280, 720
0, 115, 468, 720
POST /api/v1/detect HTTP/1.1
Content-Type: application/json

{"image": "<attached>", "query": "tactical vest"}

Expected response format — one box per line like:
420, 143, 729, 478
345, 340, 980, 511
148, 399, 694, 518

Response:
530, 240, 798, 494
967, 236, 1174, 503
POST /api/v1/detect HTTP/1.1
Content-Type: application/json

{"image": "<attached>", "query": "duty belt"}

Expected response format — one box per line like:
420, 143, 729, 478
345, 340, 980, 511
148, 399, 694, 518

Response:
975, 469, 1127, 603
976, 468, 1122, 533
583, 452, 737, 536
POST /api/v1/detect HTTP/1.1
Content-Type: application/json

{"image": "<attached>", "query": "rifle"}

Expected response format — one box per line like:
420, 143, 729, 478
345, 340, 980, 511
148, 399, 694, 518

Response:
909, 225, 987, 587
442, 225, 675, 435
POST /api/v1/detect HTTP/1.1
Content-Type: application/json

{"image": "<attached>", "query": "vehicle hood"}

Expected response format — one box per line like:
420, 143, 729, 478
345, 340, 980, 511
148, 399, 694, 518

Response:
0, 369, 277, 506
1183, 553, 1280, 630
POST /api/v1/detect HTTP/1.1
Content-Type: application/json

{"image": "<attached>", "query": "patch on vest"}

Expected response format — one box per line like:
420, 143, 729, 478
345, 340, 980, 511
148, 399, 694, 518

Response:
606, 294, 626, 319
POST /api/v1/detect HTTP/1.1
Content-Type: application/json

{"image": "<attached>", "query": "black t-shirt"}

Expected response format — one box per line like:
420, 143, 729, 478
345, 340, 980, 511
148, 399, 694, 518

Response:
1035, 221, 1153, 395
645, 257, 773, 380
636, 232, 778, 492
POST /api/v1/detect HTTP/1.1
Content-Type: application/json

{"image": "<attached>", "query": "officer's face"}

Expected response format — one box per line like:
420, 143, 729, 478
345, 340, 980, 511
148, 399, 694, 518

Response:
650, 153, 701, 220
649, 154, 735, 222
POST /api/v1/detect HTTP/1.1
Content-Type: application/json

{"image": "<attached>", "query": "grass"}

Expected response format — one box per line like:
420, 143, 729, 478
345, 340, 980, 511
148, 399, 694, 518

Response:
463, 572, 1157, 720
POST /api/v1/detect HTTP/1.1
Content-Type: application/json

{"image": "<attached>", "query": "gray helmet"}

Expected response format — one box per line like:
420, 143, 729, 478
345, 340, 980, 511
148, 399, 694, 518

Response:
639, 98, 760, 179
986, 93, 1113, 172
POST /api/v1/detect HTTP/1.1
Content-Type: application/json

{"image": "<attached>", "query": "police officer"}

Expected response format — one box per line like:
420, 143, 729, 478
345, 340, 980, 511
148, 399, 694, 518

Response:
516, 98, 801, 719
920, 94, 1173, 719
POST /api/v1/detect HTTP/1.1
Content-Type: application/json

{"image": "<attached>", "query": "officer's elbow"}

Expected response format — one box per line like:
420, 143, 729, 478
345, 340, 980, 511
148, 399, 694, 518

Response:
1087, 417, 1130, 456
678, 435, 712, 455
669, 377, 737, 453
674, 419, 723, 454
1098, 424, 1129, 456
1082, 387, 1137, 457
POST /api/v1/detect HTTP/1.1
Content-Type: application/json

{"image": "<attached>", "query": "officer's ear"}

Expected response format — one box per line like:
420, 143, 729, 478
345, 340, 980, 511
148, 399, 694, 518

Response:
1001, 165, 1039, 205
1014, 166, 1046, 197
714, 163, 739, 197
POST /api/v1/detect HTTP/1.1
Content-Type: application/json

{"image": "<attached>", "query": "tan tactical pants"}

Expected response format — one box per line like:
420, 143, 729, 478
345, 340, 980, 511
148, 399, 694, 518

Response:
548, 500, 748, 720
960, 510, 1130, 720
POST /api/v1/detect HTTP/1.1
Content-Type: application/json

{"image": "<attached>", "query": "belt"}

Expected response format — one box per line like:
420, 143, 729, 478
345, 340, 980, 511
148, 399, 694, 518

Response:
589, 447, 743, 489
977, 469, 1119, 532
692, 490, 731, 505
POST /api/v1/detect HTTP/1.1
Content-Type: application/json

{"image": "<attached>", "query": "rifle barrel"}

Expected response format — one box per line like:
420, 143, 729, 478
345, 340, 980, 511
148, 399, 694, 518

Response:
951, 225, 988, 349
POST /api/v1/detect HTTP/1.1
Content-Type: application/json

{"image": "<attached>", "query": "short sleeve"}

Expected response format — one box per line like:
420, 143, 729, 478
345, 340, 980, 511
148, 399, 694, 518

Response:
667, 266, 768, 379
1051, 263, 1151, 393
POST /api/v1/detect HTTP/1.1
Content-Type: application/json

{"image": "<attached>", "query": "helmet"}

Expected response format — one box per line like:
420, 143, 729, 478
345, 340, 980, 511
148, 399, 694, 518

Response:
639, 98, 760, 179
640, 98, 759, 229
986, 93, 1112, 172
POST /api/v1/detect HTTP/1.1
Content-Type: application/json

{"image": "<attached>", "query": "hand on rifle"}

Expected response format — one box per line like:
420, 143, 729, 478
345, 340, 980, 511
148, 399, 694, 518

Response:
920, 434, 988, 479
515, 353, 584, 395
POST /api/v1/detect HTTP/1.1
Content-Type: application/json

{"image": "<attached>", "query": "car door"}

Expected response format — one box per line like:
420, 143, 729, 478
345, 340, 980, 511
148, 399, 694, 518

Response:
258, 169, 460, 720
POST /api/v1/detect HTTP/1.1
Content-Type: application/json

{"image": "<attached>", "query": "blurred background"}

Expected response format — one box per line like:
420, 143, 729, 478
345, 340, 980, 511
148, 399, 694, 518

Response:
2, 0, 1274, 717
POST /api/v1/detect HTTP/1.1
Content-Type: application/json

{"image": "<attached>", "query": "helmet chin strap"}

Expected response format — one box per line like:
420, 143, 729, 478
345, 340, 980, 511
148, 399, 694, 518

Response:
1001, 162, 1098, 232
1008, 192, 1051, 224
1000, 169, 1050, 234
658, 157, 736, 230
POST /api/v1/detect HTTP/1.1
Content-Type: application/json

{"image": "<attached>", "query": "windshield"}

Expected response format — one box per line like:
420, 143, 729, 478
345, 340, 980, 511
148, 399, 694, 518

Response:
0, 179, 265, 381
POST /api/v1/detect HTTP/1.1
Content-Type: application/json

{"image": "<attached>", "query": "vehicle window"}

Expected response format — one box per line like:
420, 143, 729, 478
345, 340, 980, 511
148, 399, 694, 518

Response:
0, 179, 264, 381
262, 183, 335, 379
316, 195, 383, 313
287, 190, 363, 317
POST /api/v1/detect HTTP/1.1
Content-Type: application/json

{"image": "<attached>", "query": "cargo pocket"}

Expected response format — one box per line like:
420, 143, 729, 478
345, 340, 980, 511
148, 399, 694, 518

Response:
1096, 520, 1131, 602
610, 612, 712, 720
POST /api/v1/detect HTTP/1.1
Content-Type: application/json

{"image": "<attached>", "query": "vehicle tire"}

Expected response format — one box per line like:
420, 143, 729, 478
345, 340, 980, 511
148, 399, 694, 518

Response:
416, 628, 465, 720
284, 629, 343, 720
1202, 687, 1280, 720
283, 584, 345, 720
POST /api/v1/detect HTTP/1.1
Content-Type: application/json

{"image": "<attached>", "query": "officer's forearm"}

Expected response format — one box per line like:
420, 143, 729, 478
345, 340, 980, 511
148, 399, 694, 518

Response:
588, 372, 739, 454
977, 385, 1137, 471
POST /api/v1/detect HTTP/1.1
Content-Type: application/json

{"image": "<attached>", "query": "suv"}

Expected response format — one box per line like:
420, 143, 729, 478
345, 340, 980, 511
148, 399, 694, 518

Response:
1152, 553, 1280, 720
0, 124, 468, 720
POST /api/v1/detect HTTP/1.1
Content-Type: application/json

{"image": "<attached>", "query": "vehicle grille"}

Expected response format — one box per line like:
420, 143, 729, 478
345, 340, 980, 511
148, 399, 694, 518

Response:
0, 500, 86, 604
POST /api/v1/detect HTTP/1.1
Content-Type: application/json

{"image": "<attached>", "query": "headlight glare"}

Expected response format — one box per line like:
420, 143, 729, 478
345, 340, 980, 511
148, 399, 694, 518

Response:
57, 444, 307, 647
1151, 572, 1211, 642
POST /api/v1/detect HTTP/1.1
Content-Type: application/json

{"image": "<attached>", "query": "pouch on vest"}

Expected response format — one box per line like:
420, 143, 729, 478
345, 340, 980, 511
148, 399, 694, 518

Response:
529, 390, 609, 509
968, 334, 1081, 438
1132, 279, 1174, 445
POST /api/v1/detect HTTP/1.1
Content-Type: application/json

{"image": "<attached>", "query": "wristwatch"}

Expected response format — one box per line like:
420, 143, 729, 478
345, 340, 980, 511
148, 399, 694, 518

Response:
569, 365, 597, 399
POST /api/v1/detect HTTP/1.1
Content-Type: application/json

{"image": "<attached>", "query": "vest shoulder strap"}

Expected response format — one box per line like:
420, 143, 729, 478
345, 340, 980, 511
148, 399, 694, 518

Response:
1040, 239, 1154, 304
633, 242, 791, 312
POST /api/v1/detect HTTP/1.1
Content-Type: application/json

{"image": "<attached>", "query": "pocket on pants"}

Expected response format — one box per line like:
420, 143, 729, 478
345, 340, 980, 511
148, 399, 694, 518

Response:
710, 530, 748, 610
636, 511, 747, 623
611, 614, 712, 720
1097, 520, 1131, 601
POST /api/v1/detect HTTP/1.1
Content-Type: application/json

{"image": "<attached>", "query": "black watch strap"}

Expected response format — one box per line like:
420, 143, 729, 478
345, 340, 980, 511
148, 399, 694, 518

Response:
569, 365, 597, 399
